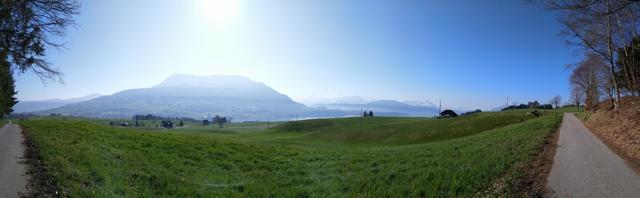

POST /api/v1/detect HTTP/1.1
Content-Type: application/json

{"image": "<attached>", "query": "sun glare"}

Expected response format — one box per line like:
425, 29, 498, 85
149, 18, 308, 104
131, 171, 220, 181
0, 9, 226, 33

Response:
198, 0, 240, 25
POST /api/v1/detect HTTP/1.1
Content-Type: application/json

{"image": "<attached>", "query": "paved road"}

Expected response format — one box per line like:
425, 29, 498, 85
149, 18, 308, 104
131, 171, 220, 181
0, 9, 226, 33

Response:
0, 122, 28, 198
547, 113, 640, 197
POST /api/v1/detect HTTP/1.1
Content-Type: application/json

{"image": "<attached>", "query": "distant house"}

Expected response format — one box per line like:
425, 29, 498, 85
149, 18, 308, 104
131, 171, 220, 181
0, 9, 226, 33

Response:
161, 120, 174, 128
202, 119, 210, 125
440, 110, 458, 118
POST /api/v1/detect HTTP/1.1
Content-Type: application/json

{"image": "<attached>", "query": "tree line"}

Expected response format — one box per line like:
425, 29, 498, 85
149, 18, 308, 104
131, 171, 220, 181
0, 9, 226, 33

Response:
132, 114, 197, 122
540, 0, 640, 110
501, 100, 556, 111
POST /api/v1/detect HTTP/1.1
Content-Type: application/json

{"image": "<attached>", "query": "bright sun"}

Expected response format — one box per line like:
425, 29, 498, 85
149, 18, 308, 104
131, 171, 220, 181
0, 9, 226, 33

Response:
198, 0, 240, 25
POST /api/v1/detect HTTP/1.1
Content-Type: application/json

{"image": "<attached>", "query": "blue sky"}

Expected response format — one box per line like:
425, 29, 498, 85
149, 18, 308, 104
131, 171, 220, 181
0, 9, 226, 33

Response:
15, 0, 579, 110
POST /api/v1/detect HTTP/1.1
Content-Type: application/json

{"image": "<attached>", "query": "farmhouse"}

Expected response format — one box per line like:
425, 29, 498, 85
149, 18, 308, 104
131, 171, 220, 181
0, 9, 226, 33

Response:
440, 109, 458, 118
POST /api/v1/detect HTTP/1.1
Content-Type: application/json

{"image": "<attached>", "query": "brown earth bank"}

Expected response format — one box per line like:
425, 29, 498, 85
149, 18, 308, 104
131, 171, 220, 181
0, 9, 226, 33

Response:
582, 96, 640, 168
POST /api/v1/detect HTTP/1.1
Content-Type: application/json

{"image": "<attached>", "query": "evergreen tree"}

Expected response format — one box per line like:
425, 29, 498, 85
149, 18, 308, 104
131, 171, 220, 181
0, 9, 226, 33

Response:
0, 0, 79, 116
0, 51, 17, 118
617, 36, 640, 95
218, 117, 227, 128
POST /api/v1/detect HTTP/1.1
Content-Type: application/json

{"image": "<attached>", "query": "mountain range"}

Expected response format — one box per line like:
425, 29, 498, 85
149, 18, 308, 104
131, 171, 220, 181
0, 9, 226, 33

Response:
30, 74, 440, 121
13, 93, 103, 113
318, 100, 440, 117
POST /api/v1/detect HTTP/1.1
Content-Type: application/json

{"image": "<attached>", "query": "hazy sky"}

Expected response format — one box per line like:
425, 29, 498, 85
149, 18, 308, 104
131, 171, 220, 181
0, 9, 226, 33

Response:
15, 0, 579, 110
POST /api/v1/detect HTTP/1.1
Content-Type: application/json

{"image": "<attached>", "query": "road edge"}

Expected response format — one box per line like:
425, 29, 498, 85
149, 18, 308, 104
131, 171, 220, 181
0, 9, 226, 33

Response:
513, 124, 560, 197
21, 125, 62, 198
576, 114, 640, 174
483, 114, 562, 197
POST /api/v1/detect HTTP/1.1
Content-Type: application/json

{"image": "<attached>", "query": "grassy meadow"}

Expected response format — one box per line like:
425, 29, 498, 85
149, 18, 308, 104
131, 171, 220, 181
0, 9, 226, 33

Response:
19, 110, 564, 197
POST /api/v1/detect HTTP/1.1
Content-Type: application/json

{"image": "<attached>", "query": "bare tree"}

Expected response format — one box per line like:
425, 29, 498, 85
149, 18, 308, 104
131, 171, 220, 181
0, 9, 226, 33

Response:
570, 53, 607, 110
571, 86, 585, 111
542, 0, 640, 109
551, 95, 562, 108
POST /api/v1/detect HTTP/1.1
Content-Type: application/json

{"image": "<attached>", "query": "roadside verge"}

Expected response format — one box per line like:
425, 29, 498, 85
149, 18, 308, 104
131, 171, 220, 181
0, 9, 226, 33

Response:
22, 126, 62, 197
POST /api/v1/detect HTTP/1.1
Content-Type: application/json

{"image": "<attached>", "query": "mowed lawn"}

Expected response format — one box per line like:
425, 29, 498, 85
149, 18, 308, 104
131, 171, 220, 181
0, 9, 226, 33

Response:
20, 110, 563, 197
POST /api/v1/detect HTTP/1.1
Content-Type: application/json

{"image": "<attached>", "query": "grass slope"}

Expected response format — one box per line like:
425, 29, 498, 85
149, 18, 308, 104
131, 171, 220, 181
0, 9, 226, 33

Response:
20, 111, 562, 197
259, 110, 534, 147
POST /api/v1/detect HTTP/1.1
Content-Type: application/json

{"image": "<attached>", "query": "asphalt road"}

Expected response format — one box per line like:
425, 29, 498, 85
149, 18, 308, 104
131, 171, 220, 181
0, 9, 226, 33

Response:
547, 113, 640, 197
0, 122, 28, 198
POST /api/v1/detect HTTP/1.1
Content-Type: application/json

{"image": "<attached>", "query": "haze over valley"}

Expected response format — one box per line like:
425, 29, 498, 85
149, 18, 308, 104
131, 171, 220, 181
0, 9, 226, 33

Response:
26, 74, 442, 121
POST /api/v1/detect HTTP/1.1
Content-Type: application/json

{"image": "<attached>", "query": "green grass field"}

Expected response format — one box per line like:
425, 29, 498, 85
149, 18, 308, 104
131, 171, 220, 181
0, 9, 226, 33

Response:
19, 110, 564, 197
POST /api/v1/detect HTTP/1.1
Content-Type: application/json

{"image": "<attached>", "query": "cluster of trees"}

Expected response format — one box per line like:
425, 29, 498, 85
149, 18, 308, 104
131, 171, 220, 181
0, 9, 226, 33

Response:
541, 0, 640, 110
0, 0, 80, 117
568, 39, 640, 110
126, 114, 188, 128
133, 114, 166, 120
501, 100, 555, 111
133, 114, 196, 122
109, 121, 129, 127
160, 120, 174, 128
502, 104, 531, 111
202, 115, 230, 128
461, 109, 482, 116
569, 53, 609, 109
212, 115, 228, 128
151, 120, 184, 128
539, 104, 555, 109
362, 110, 374, 117
112, 119, 185, 128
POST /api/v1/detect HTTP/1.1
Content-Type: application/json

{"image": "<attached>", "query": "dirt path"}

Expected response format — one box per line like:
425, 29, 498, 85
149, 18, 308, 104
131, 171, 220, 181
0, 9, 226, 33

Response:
0, 122, 29, 198
547, 113, 640, 197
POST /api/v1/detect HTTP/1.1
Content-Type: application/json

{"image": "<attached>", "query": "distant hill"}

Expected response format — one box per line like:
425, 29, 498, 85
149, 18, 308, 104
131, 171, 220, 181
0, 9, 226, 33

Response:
13, 93, 103, 113
320, 99, 440, 117
40, 74, 351, 121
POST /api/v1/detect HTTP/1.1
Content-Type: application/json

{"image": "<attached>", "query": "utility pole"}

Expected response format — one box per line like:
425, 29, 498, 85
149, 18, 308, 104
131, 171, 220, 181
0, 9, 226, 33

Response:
360, 108, 363, 127
507, 96, 509, 107
296, 113, 299, 131
267, 115, 270, 129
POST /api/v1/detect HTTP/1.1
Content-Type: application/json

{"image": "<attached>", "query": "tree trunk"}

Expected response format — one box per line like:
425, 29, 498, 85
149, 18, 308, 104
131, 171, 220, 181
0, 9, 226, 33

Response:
606, 0, 620, 109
